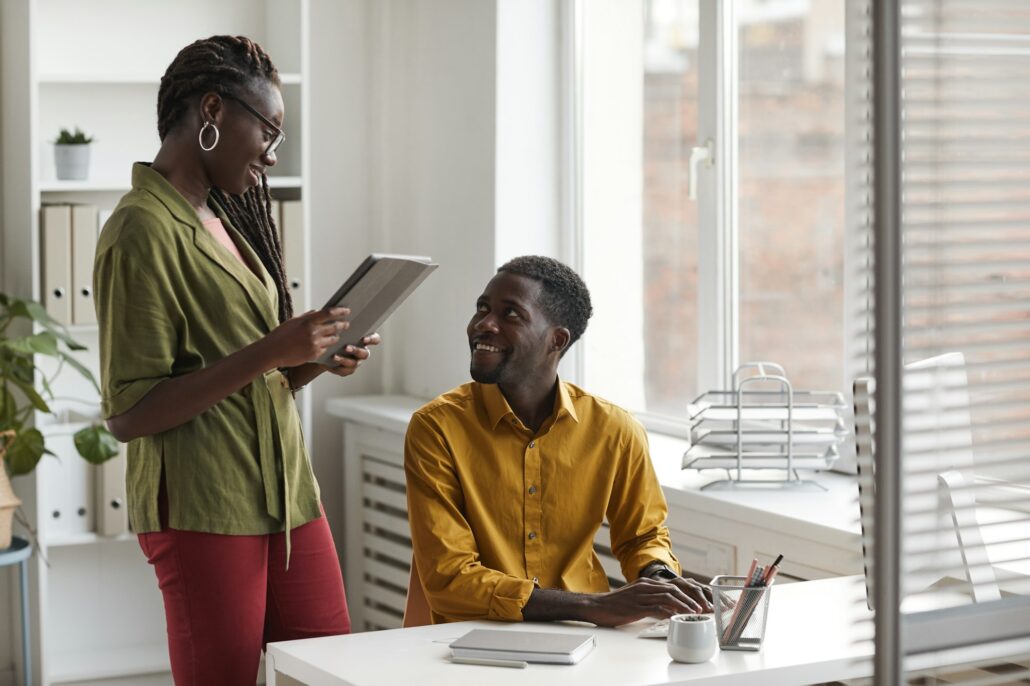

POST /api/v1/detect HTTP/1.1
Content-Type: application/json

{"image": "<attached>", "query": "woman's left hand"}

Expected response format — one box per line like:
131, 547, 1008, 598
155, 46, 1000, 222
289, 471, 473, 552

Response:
326, 333, 381, 377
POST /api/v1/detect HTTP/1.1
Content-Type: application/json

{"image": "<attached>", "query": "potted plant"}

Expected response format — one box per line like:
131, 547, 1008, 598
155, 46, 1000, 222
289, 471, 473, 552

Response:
0, 293, 118, 549
53, 127, 94, 181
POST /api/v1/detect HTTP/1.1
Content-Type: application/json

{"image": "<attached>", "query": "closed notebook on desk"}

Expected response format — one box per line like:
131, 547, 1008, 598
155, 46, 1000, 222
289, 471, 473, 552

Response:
449, 629, 595, 665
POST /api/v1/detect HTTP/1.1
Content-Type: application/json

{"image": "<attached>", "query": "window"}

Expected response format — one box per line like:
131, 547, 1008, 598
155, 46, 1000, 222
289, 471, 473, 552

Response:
641, 0, 701, 417
738, 2, 845, 393
854, 1, 1030, 676
577, 0, 847, 425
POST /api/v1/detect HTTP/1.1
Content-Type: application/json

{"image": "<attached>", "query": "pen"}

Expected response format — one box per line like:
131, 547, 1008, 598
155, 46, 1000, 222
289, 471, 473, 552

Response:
761, 554, 783, 586
450, 656, 529, 669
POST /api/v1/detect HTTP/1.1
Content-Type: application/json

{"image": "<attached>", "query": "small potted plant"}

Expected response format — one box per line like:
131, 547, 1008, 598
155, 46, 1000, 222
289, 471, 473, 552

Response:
0, 293, 118, 549
53, 127, 94, 181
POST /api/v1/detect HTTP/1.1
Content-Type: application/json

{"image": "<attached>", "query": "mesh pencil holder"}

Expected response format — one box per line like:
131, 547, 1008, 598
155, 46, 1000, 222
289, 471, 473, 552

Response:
711, 575, 773, 651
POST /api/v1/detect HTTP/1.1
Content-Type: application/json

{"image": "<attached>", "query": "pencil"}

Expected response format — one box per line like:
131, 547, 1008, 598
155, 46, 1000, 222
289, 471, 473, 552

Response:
722, 559, 758, 643
729, 554, 783, 644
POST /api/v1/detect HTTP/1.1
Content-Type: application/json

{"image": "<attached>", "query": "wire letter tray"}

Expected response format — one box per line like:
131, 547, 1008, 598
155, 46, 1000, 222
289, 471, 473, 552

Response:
682, 362, 847, 490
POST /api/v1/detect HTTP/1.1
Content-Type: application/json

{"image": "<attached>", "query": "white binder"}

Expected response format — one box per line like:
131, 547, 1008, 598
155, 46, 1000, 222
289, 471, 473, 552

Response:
71, 204, 99, 326
96, 442, 128, 536
38, 423, 95, 539
281, 199, 305, 311
270, 199, 281, 240
41, 205, 73, 326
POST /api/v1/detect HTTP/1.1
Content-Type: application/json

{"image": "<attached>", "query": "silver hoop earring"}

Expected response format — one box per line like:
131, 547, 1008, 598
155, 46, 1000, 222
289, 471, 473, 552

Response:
198, 121, 219, 151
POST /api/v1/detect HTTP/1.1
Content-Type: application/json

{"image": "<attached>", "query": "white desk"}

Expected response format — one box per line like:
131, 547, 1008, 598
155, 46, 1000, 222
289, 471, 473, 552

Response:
266, 576, 874, 686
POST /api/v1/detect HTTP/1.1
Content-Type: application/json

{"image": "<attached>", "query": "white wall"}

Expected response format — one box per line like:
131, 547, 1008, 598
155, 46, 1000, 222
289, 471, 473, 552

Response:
306, 0, 375, 549
362, 0, 566, 401
579, 0, 646, 409
495, 0, 563, 265
370, 0, 499, 399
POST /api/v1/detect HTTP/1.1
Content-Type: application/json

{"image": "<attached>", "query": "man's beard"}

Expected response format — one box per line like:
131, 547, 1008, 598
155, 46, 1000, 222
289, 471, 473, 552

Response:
470, 357, 508, 384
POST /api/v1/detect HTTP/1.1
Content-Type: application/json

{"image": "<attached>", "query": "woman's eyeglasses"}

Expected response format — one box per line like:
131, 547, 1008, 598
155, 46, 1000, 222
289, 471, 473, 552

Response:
227, 94, 286, 156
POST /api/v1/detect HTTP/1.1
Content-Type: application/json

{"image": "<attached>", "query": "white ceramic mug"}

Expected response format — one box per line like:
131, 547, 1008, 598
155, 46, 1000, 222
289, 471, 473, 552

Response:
667, 613, 717, 663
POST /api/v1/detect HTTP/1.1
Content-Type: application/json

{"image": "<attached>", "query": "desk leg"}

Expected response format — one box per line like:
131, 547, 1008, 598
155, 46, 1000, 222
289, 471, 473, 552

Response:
266, 653, 277, 686
19, 558, 30, 686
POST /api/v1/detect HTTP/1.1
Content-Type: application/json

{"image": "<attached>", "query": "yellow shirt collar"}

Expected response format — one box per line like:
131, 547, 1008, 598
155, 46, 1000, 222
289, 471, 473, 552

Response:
480, 378, 580, 430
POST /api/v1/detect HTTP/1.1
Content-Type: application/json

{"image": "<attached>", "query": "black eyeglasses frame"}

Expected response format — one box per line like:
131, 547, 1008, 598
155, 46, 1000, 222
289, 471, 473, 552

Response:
226, 94, 286, 157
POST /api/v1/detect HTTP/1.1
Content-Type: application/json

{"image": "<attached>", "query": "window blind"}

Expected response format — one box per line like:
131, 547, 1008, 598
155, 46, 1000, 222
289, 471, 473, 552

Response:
850, 0, 1030, 681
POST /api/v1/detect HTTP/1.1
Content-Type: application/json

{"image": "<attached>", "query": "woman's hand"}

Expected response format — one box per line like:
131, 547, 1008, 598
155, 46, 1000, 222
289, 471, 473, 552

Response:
325, 333, 381, 377
262, 307, 351, 369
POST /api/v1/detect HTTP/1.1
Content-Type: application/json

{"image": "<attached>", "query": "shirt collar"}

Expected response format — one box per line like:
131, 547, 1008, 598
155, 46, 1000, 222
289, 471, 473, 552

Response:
131, 162, 202, 228
480, 378, 580, 431
131, 162, 279, 333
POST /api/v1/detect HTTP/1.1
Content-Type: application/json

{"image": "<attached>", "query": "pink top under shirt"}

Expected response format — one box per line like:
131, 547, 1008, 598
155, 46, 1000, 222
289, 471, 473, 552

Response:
201, 217, 248, 267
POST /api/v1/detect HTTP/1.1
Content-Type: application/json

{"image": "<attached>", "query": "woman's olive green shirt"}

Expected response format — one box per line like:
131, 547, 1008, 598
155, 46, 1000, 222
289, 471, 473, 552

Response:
94, 163, 321, 537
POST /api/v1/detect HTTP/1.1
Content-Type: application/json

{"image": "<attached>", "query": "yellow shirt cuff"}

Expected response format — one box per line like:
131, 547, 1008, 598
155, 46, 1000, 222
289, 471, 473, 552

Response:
487, 577, 537, 621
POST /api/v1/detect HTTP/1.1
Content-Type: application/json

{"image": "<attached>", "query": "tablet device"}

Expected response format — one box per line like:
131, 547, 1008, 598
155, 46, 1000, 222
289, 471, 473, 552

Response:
315, 253, 437, 366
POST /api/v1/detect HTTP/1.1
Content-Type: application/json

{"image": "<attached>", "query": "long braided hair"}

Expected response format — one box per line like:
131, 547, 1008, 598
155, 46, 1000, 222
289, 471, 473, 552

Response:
156, 35, 293, 323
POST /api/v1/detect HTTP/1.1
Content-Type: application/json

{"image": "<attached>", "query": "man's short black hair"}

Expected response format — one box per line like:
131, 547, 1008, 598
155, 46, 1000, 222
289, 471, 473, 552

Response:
497, 255, 593, 353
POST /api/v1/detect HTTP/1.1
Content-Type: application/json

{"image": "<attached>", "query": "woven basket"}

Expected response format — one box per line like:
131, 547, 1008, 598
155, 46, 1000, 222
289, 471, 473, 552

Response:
0, 430, 22, 550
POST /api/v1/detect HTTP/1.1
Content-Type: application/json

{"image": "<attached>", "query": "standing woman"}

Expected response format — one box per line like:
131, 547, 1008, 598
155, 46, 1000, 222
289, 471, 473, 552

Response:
93, 36, 371, 685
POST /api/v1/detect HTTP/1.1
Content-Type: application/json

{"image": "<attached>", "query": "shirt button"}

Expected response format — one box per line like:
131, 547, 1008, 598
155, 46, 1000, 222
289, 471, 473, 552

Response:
528, 485, 537, 495
528, 531, 537, 540
532, 576, 539, 584
529, 441, 535, 448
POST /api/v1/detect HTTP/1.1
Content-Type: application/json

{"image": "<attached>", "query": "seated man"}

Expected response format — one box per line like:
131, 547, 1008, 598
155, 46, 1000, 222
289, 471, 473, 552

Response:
404, 255, 711, 626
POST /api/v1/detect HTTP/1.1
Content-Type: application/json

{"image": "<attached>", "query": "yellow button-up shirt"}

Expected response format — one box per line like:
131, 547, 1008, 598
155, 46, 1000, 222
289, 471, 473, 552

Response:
404, 380, 680, 624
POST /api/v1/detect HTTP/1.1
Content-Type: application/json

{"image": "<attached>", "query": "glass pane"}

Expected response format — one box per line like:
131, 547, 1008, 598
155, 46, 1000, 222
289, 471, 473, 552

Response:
738, 0, 846, 392
642, 0, 700, 416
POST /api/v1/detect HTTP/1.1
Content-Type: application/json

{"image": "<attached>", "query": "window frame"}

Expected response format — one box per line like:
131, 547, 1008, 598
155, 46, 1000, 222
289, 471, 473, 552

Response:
568, 0, 855, 437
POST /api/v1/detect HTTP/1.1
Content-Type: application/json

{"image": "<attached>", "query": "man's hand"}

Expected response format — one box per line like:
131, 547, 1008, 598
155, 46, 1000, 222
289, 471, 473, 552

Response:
640, 562, 715, 613
663, 577, 714, 613
581, 578, 706, 627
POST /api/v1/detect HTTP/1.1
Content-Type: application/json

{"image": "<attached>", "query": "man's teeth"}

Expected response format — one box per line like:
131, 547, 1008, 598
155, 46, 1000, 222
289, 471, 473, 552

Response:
475, 343, 502, 353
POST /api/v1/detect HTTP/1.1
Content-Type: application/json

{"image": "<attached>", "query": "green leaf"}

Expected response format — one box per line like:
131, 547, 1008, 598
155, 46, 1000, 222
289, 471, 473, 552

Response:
9, 355, 35, 385
8, 377, 50, 413
38, 373, 54, 400
5, 428, 44, 476
73, 425, 118, 465
0, 387, 17, 426
14, 300, 84, 350
2, 332, 60, 357
7, 299, 36, 325
58, 351, 100, 393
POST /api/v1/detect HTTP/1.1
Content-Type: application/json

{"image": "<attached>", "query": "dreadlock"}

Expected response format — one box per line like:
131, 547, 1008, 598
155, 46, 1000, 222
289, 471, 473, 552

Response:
156, 35, 293, 323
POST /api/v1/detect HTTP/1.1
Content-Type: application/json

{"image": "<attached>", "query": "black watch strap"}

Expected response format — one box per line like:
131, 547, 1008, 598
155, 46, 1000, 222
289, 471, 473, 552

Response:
642, 561, 679, 581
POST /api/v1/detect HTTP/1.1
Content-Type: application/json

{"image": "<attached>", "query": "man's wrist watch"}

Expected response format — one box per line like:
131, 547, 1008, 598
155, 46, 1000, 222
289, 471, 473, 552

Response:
641, 561, 679, 581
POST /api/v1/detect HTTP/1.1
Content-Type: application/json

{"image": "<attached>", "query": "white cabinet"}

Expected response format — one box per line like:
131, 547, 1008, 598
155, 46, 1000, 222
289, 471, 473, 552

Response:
327, 395, 865, 633
0, 1, 311, 682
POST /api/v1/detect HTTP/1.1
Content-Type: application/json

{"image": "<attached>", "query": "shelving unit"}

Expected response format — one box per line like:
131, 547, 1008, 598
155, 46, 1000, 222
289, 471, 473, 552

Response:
1, 1, 311, 683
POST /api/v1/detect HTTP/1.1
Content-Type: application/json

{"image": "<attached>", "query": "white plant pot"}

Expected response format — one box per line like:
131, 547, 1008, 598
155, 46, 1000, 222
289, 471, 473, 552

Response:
54, 144, 91, 181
